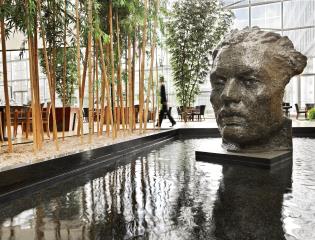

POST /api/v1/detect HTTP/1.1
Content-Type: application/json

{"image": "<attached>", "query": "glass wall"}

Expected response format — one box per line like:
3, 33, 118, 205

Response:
0, 51, 53, 106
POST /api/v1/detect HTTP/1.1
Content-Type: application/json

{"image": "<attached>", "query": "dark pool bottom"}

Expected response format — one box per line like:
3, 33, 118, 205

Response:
0, 138, 314, 240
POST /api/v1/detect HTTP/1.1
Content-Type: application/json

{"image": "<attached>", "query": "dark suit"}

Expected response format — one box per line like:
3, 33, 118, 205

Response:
158, 84, 176, 127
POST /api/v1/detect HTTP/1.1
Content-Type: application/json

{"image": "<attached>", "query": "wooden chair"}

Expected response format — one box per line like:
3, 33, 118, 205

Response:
0, 109, 17, 140
22, 107, 32, 139
145, 107, 156, 123
295, 103, 307, 119
199, 105, 206, 120
42, 102, 52, 138
0, 112, 3, 142
15, 108, 30, 138
10, 108, 21, 138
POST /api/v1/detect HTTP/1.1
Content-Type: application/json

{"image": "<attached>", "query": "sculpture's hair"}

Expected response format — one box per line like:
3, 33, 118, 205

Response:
212, 27, 307, 81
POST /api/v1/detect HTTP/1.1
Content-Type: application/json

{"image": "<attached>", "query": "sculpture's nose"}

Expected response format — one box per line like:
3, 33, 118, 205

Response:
220, 78, 241, 104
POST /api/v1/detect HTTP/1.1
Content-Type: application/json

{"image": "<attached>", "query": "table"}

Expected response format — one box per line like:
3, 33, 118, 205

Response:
183, 107, 201, 121
0, 105, 31, 139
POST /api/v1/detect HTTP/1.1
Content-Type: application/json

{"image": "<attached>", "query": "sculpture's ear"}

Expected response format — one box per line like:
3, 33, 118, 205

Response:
288, 51, 307, 76
281, 51, 307, 86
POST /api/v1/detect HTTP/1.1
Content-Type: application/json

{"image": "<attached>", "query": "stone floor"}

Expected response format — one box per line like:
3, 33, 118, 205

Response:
173, 116, 315, 128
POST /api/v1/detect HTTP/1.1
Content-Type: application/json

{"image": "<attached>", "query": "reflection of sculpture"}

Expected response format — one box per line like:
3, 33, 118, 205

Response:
210, 27, 307, 152
212, 163, 292, 239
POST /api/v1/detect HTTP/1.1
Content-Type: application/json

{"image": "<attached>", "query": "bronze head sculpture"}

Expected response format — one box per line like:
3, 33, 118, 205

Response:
210, 27, 307, 152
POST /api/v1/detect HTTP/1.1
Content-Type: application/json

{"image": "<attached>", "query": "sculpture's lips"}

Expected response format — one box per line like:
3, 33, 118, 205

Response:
218, 111, 246, 126
221, 116, 245, 126
219, 110, 245, 120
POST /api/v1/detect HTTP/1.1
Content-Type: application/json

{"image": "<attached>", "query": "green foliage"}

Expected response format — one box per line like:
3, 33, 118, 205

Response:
166, 0, 232, 108
308, 108, 315, 120
0, 0, 37, 36
39, 48, 77, 106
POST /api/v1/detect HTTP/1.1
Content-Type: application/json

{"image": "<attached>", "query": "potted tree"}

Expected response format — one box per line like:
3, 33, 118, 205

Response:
166, 0, 232, 121
308, 108, 315, 120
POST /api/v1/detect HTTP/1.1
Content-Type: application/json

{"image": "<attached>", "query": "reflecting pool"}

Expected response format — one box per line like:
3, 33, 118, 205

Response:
0, 138, 314, 240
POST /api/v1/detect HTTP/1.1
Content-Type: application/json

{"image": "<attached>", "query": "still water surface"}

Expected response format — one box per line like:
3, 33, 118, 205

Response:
0, 138, 314, 240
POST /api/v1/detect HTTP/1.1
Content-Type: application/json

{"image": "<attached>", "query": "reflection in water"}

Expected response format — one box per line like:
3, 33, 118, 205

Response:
0, 138, 314, 239
212, 163, 292, 240
283, 138, 315, 240
35, 205, 45, 240
52, 198, 61, 240
9, 218, 15, 240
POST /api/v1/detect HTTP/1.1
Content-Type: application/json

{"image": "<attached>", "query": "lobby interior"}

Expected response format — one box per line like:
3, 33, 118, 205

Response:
0, 0, 315, 239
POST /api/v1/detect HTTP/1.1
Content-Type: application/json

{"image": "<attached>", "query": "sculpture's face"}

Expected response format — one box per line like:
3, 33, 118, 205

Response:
210, 44, 286, 145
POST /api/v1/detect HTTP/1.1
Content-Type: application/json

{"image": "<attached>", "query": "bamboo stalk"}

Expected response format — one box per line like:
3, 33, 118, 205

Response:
127, 34, 132, 133
37, 0, 59, 150
92, 42, 96, 135
144, 0, 159, 131
109, 0, 117, 138
124, 37, 128, 126
82, 47, 89, 104
28, 36, 38, 152
24, 0, 40, 151
99, 41, 106, 135
154, 48, 159, 130
33, 15, 44, 149
87, 0, 93, 142
132, 33, 136, 130
95, 43, 100, 136
75, 0, 83, 139
99, 39, 113, 137
0, 1, 13, 152
105, 44, 111, 136
62, 0, 67, 141
77, 46, 89, 135
52, 45, 57, 110
52, 0, 57, 106
139, 0, 148, 133
156, 52, 160, 130
116, 11, 125, 132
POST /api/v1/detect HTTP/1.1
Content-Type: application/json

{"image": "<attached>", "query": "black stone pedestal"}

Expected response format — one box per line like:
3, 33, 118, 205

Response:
196, 148, 292, 169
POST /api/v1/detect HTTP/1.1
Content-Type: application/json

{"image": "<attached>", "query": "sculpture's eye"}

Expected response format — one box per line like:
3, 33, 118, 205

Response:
215, 78, 226, 85
241, 76, 258, 88
243, 79, 252, 87
211, 75, 226, 87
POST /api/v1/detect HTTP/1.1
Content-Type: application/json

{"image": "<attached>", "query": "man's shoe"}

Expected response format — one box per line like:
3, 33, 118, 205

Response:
170, 122, 176, 127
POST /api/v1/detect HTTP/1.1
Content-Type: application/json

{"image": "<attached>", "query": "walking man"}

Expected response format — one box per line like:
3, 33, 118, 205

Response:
157, 76, 176, 127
